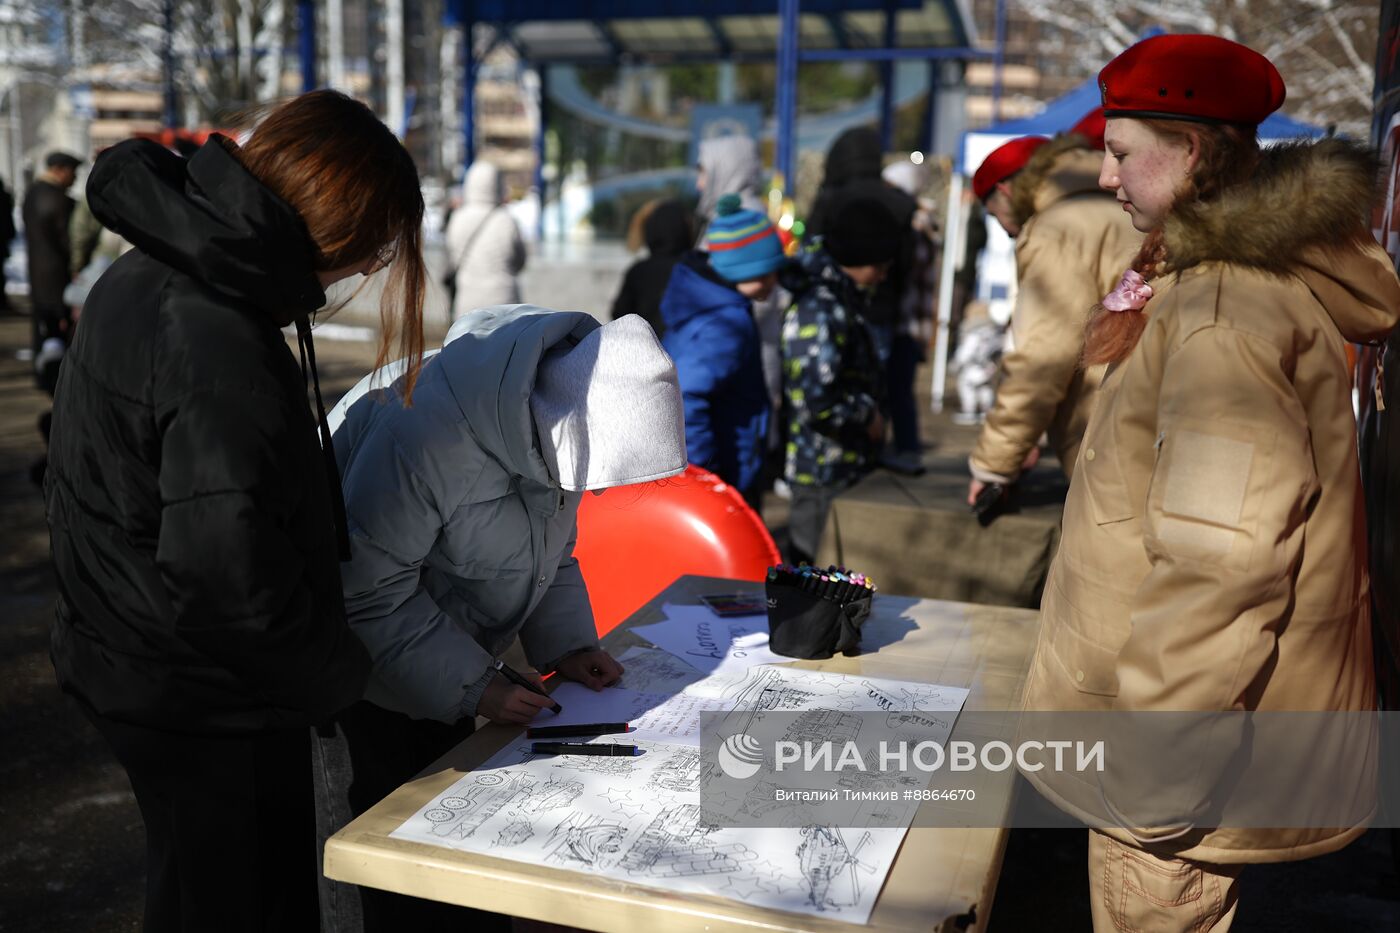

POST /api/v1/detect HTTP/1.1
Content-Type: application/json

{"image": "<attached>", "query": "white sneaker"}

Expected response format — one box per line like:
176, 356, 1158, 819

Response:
950, 411, 982, 426
772, 478, 792, 501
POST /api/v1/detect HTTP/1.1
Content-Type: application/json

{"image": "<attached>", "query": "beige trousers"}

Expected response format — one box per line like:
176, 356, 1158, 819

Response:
1088, 831, 1243, 933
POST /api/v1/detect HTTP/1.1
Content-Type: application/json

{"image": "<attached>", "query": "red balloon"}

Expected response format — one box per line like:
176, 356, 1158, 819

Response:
574, 465, 781, 637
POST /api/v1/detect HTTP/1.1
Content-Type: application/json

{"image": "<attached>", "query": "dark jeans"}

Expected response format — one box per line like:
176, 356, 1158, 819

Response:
949, 280, 974, 356
739, 477, 764, 514
29, 299, 69, 348
313, 700, 510, 933
81, 704, 321, 933
887, 333, 924, 455
787, 482, 843, 566
30, 300, 69, 394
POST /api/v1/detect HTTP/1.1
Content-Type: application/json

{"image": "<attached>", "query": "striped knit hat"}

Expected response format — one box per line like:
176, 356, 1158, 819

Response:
705, 193, 786, 283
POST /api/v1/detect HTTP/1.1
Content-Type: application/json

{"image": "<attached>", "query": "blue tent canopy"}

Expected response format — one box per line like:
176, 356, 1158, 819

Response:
427, 0, 982, 238
1257, 110, 1329, 140
974, 79, 1104, 141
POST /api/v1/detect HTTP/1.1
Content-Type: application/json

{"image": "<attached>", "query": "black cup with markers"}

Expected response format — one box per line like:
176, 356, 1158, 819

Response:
763, 564, 874, 660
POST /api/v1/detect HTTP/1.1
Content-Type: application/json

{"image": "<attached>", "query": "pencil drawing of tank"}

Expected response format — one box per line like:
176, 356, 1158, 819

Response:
427, 770, 582, 840
648, 750, 718, 792
783, 709, 861, 746
619, 804, 757, 877
718, 668, 819, 737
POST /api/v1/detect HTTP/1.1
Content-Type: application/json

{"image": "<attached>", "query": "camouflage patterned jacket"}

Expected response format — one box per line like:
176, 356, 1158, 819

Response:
780, 243, 883, 488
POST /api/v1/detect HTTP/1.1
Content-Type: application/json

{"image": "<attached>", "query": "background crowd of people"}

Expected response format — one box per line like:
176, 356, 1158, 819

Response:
609, 125, 942, 559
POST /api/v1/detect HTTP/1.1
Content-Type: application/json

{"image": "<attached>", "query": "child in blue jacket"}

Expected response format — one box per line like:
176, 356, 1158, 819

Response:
659, 194, 786, 506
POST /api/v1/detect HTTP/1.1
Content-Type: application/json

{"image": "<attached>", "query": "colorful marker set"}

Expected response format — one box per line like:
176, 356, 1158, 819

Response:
766, 563, 876, 605
764, 563, 875, 659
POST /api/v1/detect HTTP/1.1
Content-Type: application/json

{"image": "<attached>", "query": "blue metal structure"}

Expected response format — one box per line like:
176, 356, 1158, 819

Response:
878, 0, 898, 152
919, 61, 941, 155
464, 0, 962, 29
534, 66, 548, 241
440, 0, 985, 236
162, 0, 178, 127
775, 0, 801, 188
299, 1, 317, 92
799, 47, 989, 61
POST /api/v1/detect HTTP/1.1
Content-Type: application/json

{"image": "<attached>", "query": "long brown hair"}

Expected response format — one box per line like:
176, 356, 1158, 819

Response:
230, 90, 427, 400
1082, 119, 1260, 366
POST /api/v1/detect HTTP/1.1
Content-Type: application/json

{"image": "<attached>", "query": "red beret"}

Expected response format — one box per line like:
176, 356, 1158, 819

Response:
1070, 107, 1106, 150
1099, 34, 1285, 126
972, 136, 1050, 201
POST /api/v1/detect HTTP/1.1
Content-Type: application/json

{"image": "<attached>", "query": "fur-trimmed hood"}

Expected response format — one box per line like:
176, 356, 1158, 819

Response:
1165, 138, 1400, 343
1010, 133, 1104, 226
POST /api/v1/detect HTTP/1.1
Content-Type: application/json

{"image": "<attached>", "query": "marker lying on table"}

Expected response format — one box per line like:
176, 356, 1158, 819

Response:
531, 742, 640, 757
526, 722, 630, 739
491, 659, 563, 713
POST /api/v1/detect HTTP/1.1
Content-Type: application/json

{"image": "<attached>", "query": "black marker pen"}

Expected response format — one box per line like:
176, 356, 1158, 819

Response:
531, 742, 640, 757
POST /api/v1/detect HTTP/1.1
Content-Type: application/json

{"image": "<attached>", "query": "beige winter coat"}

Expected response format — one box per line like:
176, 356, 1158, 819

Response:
1020, 139, 1400, 863
970, 138, 1141, 481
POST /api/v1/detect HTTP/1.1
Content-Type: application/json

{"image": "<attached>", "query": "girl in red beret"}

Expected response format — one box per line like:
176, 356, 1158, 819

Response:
965, 129, 1138, 506
1017, 34, 1400, 932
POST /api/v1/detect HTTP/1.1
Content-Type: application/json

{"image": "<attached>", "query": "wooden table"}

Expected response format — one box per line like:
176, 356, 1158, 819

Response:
324, 575, 1041, 933
816, 460, 1068, 610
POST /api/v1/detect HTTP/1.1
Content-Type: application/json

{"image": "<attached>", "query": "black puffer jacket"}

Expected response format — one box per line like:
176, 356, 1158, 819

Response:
610, 198, 693, 337
21, 178, 75, 309
45, 137, 370, 733
805, 127, 916, 331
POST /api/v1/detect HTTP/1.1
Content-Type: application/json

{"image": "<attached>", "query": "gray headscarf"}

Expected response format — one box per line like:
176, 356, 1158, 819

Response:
696, 135, 766, 222
530, 314, 687, 491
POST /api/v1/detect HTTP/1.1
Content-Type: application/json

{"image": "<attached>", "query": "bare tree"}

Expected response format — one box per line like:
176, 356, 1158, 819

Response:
0, 1, 60, 72
1014, 0, 1376, 136
80, 0, 289, 122
1, 1, 67, 186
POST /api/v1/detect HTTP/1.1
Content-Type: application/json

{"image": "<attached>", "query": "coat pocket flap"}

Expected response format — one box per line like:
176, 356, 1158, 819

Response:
1083, 452, 1137, 526
1048, 616, 1122, 697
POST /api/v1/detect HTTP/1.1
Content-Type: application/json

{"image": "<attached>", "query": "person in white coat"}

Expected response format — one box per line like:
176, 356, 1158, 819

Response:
445, 160, 526, 318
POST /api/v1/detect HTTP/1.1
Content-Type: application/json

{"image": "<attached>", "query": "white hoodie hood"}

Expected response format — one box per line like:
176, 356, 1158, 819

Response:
329, 307, 687, 493
528, 313, 687, 491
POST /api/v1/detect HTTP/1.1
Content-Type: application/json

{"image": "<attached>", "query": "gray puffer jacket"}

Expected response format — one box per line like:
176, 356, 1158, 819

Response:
332, 309, 613, 722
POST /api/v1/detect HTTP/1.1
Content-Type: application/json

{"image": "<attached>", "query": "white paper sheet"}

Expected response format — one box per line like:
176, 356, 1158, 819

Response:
397, 652, 972, 924
393, 735, 914, 923
530, 682, 725, 747
630, 603, 788, 676
532, 682, 670, 731
615, 645, 707, 694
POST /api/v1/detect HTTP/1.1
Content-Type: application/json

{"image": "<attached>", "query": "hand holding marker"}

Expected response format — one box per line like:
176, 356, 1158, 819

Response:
491, 659, 562, 714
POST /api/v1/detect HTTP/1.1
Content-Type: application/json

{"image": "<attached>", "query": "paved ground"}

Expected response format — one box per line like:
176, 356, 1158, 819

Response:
0, 307, 143, 932
1, 304, 1397, 932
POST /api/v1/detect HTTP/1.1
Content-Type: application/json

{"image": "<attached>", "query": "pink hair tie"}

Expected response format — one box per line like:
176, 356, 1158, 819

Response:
1102, 268, 1153, 312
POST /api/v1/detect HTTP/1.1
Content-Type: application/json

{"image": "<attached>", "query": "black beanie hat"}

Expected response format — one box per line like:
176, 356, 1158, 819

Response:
823, 195, 902, 267
44, 151, 81, 170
